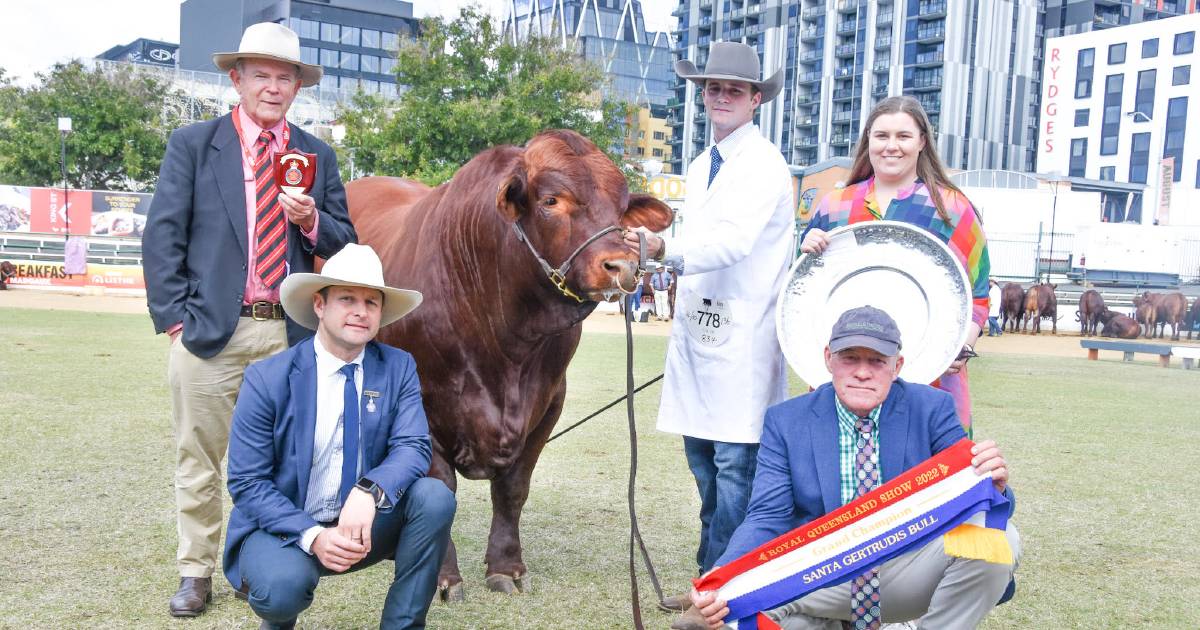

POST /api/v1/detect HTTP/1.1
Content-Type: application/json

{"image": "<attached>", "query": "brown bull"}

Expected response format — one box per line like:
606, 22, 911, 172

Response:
1076, 289, 1105, 337
1151, 291, 1188, 340
1000, 282, 1025, 333
1187, 296, 1200, 340
1133, 293, 1159, 339
345, 130, 673, 600
1099, 309, 1141, 339
1023, 283, 1057, 334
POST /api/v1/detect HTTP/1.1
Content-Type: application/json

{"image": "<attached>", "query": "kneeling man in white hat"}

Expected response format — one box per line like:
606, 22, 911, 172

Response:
223, 244, 455, 630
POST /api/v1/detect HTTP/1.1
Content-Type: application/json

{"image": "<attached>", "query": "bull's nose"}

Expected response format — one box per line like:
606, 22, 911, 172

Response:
603, 258, 638, 292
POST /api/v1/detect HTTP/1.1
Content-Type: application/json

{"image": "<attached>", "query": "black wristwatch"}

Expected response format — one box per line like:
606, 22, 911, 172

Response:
354, 478, 388, 509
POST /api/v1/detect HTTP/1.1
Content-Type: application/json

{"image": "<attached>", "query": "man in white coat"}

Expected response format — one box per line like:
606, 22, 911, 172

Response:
625, 41, 795, 629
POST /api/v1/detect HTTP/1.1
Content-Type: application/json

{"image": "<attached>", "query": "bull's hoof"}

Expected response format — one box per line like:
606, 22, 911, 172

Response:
485, 573, 532, 594
439, 581, 465, 603
514, 574, 533, 593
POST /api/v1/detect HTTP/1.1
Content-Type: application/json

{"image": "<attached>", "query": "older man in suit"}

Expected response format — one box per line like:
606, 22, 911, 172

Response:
686, 306, 1019, 630
225, 244, 455, 630
143, 22, 356, 616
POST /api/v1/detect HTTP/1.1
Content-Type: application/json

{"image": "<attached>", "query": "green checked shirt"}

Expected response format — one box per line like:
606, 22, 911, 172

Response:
834, 396, 882, 506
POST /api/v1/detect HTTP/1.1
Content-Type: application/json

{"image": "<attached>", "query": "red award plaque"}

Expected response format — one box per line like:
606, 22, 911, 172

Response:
274, 150, 316, 196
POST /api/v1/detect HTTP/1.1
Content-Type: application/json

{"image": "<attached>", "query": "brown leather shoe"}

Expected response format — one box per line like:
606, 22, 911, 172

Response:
670, 605, 709, 630
168, 577, 212, 617
658, 589, 694, 612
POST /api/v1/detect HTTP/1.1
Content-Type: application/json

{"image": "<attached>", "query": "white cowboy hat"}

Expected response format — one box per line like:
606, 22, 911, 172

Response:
675, 41, 783, 103
280, 244, 423, 331
213, 22, 323, 87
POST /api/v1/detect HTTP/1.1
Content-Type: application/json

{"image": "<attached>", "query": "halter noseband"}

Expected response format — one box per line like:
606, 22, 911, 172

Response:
511, 221, 623, 303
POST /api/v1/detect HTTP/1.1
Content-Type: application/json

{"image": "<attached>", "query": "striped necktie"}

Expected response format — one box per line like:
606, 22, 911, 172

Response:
848, 416, 882, 629
708, 145, 723, 188
338, 363, 360, 504
253, 130, 287, 290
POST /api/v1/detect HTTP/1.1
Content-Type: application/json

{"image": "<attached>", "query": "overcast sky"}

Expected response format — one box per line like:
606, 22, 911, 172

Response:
0, 0, 676, 86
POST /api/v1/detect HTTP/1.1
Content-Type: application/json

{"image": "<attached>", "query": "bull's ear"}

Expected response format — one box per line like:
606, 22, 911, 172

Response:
621, 194, 674, 231
496, 167, 528, 221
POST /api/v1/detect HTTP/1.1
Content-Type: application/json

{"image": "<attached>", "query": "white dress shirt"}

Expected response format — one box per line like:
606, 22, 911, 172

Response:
298, 335, 364, 553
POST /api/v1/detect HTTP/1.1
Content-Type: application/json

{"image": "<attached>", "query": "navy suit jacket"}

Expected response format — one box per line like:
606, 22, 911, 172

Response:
222, 339, 432, 589
143, 113, 357, 358
718, 379, 1006, 566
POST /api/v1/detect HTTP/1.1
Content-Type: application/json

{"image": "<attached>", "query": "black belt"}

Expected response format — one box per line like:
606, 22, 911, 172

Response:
240, 301, 285, 320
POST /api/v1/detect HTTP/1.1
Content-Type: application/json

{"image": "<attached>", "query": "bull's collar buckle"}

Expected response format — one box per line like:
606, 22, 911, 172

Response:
549, 270, 585, 303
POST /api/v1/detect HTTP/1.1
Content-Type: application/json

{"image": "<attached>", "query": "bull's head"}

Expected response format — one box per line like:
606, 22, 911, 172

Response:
496, 130, 673, 302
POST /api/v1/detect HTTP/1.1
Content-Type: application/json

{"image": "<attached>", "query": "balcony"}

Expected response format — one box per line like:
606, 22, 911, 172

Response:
832, 110, 855, 122
1094, 13, 1121, 27
666, 116, 683, 127
672, 5, 686, 17
831, 133, 853, 145
876, 11, 893, 26
666, 97, 683, 110
747, 24, 764, 36
799, 70, 823, 83
699, 0, 712, 9
875, 35, 892, 49
747, 3, 763, 16
795, 135, 818, 147
731, 8, 745, 19
837, 21, 857, 35
799, 49, 822, 62
696, 111, 707, 123
796, 115, 819, 128
872, 82, 889, 96
915, 95, 940, 113
796, 91, 819, 105
801, 27, 825, 41
699, 15, 713, 27
917, 1, 947, 19
728, 28, 744, 38
837, 0, 859, 14
836, 43, 857, 57
911, 73, 943, 90
873, 60, 891, 72
802, 6, 826, 19
835, 65, 858, 78
913, 50, 944, 66
698, 35, 711, 45
832, 87, 856, 100
916, 23, 945, 42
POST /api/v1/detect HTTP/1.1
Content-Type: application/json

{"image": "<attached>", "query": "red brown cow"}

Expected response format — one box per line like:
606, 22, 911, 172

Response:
1075, 289, 1105, 337
1152, 291, 1188, 340
1023, 283, 1057, 334
345, 130, 673, 601
1100, 310, 1141, 339
1187, 296, 1200, 340
1000, 282, 1025, 333
1133, 293, 1159, 339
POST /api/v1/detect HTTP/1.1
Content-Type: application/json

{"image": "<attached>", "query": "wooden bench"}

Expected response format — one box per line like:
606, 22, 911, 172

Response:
1080, 339, 1173, 367
1173, 346, 1200, 370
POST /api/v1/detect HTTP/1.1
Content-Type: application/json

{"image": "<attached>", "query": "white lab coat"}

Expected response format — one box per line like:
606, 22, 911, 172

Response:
657, 123, 794, 443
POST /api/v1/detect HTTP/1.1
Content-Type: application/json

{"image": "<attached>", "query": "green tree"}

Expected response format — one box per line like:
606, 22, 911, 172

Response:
335, 7, 636, 186
0, 61, 179, 190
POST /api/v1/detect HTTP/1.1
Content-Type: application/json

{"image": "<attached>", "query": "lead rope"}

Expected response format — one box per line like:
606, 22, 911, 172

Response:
627, 232, 665, 629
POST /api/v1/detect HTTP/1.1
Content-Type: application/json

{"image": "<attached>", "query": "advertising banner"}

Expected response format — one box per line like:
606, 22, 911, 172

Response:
0, 185, 151, 237
0, 259, 144, 290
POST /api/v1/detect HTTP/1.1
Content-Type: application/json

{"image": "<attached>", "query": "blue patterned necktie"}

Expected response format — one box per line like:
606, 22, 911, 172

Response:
338, 363, 360, 504
849, 416, 882, 629
708, 145, 723, 188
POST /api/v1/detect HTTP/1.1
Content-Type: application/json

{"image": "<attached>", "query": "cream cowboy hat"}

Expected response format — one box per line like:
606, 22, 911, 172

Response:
675, 41, 783, 102
280, 244, 423, 331
213, 22, 323, 87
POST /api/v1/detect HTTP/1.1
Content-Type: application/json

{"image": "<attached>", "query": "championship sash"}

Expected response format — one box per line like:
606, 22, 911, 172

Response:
694, 439, 1012, 630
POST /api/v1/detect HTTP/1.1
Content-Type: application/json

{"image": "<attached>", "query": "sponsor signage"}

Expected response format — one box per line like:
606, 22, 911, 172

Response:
0, 185, 152, 237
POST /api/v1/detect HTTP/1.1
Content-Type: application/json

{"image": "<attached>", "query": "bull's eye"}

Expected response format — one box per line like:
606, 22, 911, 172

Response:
541, 196, 558, 207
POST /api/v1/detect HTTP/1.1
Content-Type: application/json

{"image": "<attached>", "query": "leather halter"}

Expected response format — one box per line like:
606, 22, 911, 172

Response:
511, 221, 622, 303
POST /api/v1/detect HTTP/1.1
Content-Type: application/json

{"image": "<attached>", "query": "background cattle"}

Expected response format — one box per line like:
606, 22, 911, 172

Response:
346, 130, 673, 601
1133, 294, 1158, 339
1100, 310, 1141, 339
1000, 282, 1025, 333
1023, 283, 1057, 334
1152, 291, 1188, 340
1076, 289, 1105, 337
1188, 296, 1200, 340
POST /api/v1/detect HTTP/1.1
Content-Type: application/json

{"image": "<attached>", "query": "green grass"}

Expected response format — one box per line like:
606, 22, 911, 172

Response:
0, 307, 1196, 629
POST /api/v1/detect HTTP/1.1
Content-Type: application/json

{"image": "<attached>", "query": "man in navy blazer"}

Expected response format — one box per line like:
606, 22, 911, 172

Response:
687, 306, 1019, 630
143, 22, 356, 616
225, 244, 455, 630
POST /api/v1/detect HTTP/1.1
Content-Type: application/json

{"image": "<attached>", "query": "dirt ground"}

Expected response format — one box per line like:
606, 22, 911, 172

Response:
4, 287, 1197, 360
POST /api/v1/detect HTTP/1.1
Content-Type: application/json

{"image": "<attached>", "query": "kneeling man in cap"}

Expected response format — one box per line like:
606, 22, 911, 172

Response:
223, 244, 455, 629
686, 306, 1019, 630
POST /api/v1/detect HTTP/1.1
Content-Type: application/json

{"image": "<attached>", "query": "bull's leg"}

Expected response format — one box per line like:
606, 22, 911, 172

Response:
483, 387, 565, 595
429, 450, 466, 603
1051, 313, 1057, 334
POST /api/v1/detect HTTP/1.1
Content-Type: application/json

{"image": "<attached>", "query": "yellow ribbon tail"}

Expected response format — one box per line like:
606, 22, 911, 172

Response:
942, 524, 1013, 565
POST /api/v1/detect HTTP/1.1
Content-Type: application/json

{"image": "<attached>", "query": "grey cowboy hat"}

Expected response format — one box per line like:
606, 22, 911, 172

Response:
213, 22, 323, 87
675, 41, 783, 102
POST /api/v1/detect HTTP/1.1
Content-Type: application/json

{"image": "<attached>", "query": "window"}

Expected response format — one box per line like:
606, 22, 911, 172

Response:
1074, 109, 1090, 127
363, 79, 379, 94
360, 55, 379, 74
1165, 96, 1188, 181
1075, 48, 1095, 98
1069, 138, 1087, 177
298, 19, 319, 40
321, 22, 339, 43
380, 57, 397, 75
1135, 70, 1156, 121
339, 52, 359, 71
382, 31, 400, 51
1108, 43, 1126, 65
1175, 31, 1195, 55
636, 147, 645, 156
1075, 79, 1091, 98
1099, 166, 1115, 181
361, 29, 380, 49
1100, 74, 1123, 156
319, 74, 337, 92
300, 46, 318, 66
341, 26, 360, 46
1143, 38, 1159, 58
380, 82, 397, 98
1174, 65, 1191, 86
653, 131, 666, 140
652, 148, 664, 157
637, 130, 645, 139
320, 48, 337, 67
1129, 132, 1150, 184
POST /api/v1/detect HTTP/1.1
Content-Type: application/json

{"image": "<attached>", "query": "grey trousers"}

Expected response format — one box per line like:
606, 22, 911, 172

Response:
763, 523, 1020, 630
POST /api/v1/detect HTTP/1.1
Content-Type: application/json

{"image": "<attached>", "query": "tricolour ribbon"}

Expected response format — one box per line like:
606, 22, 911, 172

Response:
694, 438, 1012, 630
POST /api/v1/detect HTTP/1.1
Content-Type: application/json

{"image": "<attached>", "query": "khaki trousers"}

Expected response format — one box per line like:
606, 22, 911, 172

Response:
168, 317, 288, 577
764, 524, 1020, 630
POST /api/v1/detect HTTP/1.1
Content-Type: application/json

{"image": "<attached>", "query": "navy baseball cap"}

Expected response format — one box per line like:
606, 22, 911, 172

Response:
828, 306, 902, 357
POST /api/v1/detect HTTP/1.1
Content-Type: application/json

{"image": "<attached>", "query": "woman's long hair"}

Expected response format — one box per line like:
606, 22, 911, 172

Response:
846, 96, 961, 225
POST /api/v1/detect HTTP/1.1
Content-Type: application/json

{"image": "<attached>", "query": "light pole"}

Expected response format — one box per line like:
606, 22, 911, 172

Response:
57, 117, 71, 236
1126, 110, 1155, 224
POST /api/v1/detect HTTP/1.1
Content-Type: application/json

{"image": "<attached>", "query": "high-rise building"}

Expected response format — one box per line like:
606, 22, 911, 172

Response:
178, 0, 418, 97
1037, 12, 1200, 226
97, 39, 180, 68
669, 0, 1043, 176
1043, 0, 1194, 38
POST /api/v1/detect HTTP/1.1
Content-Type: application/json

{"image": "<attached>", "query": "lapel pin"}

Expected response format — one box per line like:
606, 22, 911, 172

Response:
364, 390, 380, 413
